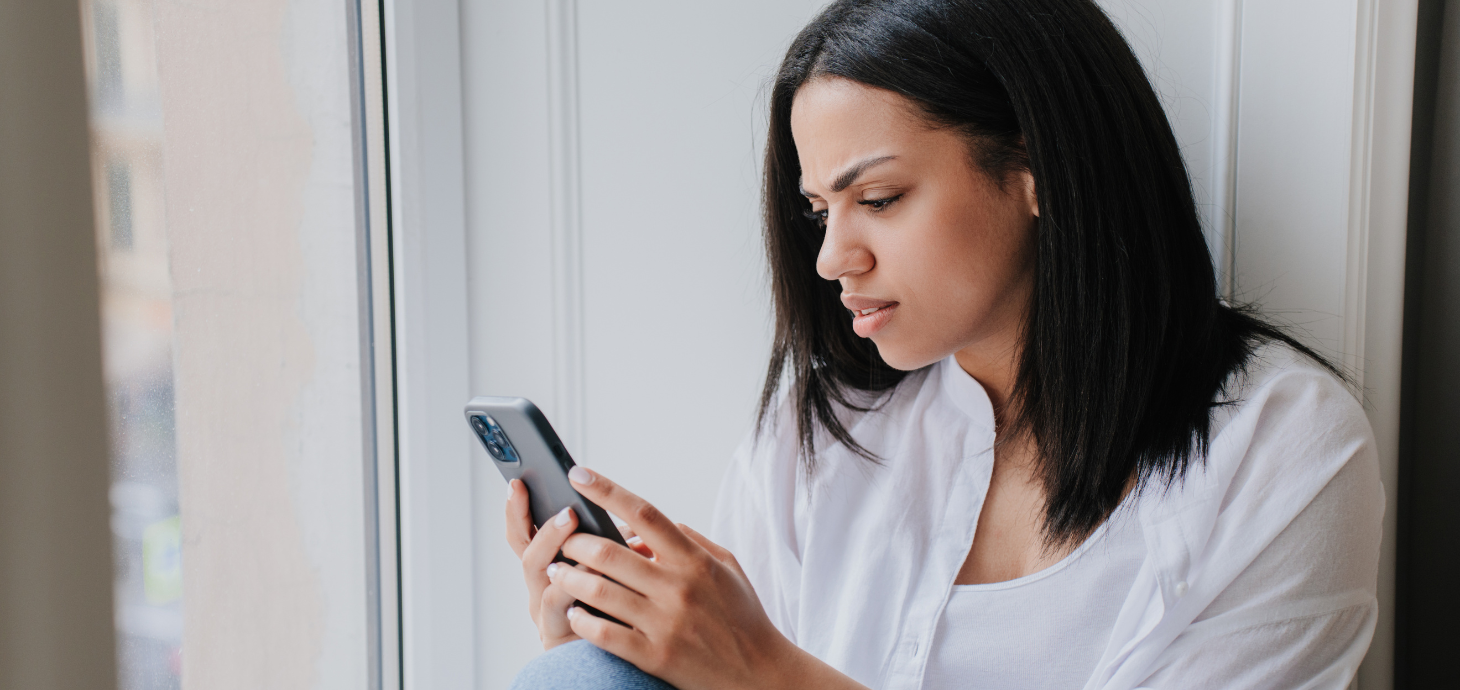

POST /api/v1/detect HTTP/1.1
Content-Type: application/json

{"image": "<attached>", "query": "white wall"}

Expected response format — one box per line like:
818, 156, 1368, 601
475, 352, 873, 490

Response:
1098, 0, 1232, 275
449, 1, 1414, 686
460, 2, 829, 686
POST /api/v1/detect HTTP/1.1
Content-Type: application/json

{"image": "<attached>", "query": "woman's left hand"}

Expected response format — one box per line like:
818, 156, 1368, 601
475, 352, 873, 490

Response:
547, 466, 800, 690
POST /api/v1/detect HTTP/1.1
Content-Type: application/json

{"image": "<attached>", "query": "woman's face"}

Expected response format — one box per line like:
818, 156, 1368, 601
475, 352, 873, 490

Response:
791, 77, 1039, 372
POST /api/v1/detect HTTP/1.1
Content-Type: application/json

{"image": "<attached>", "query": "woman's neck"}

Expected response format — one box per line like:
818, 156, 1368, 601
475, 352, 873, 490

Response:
953, 340, 1021, 431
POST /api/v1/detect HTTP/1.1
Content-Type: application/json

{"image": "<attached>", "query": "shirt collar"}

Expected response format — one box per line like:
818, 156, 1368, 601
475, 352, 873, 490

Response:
937, 355, 997, 434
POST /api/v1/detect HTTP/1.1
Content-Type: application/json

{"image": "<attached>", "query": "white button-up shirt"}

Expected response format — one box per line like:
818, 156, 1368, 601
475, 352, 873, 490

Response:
711, 344, 1383, 689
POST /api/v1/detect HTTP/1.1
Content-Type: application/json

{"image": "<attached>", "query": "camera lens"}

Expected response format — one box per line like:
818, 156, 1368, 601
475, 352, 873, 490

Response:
493, 434, 516, 462
473, 415, 518, 463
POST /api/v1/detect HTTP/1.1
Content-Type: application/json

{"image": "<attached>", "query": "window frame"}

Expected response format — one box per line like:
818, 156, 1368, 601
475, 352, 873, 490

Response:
374, 0, 476, 687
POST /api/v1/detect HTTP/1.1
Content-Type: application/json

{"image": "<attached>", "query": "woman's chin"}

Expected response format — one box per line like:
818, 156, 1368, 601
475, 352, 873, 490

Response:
871, 340, 946, 372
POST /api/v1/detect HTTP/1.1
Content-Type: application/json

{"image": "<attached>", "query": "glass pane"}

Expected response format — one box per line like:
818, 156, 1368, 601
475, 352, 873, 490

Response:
80, 1, 181, 688
78, 0, 381, 685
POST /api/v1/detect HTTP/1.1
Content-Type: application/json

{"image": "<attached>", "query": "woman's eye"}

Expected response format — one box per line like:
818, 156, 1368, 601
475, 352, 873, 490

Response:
802, 207, 828, 226
858, 194, 902, 211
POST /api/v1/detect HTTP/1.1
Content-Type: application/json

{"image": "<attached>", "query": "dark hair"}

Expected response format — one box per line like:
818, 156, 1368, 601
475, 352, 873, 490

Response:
758, 0, 1339, 544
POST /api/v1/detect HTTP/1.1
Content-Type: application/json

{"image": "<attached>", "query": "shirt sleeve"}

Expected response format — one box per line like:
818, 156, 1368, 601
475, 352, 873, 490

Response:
1135, 366, 1384, 690
710, 410, 805, 644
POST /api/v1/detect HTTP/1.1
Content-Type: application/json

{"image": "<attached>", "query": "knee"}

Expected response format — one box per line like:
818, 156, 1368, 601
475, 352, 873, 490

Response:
509, 640, 675, 690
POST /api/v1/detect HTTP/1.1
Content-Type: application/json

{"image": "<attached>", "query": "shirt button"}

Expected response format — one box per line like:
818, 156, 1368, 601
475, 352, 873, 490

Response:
1174, 581, 1189, 597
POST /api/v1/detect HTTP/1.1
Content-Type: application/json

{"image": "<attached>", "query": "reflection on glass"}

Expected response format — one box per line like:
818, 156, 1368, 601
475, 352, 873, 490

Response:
81, 0, 182, 688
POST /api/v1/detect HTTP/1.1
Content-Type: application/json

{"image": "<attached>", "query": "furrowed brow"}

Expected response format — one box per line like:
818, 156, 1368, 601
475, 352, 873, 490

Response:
831, 155, 897, 192
800, 155, 898, 198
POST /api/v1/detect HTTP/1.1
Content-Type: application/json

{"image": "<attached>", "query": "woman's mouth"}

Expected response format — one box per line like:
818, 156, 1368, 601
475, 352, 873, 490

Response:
850, 302, 898, 337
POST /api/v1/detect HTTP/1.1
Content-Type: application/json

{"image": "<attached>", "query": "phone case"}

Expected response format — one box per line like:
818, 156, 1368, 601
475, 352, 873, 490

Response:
463, 396, 626, 547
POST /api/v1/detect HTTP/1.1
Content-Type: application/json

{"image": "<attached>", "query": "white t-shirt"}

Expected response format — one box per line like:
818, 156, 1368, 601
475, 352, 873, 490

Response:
922, 502, 1146, 689
710, 343, 1383, 690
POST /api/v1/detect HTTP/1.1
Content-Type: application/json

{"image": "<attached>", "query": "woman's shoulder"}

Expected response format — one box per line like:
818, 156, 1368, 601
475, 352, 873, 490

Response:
1198, 338, 1379, 511
1213, 339, 1368, 442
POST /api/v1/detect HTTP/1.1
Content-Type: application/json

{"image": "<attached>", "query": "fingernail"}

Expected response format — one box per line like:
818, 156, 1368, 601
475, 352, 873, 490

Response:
568, 466, 594, 485
554, 506, 574, 527
546, 563, 559, 580
626, 535, 643, 546
507, 479, 517, 500
566, 606, 580, 621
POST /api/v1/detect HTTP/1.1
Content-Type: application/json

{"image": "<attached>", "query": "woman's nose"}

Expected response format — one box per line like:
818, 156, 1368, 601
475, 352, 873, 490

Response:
816, 217, 874, 281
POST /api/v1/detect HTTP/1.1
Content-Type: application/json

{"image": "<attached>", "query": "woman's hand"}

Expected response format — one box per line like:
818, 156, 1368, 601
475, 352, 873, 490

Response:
547, 466, 865, 690
504, 478, 652, 650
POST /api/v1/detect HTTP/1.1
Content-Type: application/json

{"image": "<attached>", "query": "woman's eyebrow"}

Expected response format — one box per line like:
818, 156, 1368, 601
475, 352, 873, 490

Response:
800, 155, 899, 197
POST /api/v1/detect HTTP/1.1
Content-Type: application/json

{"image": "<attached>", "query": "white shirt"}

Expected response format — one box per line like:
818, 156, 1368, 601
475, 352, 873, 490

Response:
710, 344, 1383, 690
922, 501, 1146, 689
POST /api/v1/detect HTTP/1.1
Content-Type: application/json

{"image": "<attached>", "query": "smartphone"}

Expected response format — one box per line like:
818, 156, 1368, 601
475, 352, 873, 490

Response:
464, 396, 626, 546
464, 397, 628, 623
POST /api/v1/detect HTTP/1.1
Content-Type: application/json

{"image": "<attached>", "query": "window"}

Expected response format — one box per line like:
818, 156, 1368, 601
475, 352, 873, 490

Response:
57, 1, 1407, 688
106, 158, 134, 250
80, 0, 391, 687
82, 1, 179, 686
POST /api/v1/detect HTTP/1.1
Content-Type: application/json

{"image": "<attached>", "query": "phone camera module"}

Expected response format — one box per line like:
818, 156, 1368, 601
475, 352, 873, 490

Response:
473, 414, 519, 463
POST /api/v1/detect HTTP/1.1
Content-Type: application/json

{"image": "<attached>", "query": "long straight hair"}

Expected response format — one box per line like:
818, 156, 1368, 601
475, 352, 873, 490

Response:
758, 0, 1338, 543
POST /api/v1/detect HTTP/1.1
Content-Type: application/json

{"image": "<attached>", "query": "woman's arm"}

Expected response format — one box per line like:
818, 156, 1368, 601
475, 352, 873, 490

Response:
1113, 360, 1385, 690
548, 466, 870, 690
1133, 447, 1382, 689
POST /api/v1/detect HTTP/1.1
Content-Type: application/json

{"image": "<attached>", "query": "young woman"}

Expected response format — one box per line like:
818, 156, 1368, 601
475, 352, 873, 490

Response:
505, 1, 1383, 688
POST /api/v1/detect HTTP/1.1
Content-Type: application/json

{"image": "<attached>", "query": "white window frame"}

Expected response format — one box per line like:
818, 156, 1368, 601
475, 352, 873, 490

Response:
378, 0, 475, 687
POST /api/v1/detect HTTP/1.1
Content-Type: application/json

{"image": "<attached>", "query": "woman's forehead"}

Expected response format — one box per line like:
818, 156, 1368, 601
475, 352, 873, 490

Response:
790, 77, 924, 141
791, 80, 963, 193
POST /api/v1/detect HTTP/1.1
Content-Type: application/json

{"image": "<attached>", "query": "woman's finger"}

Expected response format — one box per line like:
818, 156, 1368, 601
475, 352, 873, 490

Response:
676, 523, 720, 555
679, 522, 749, 580
559, 532, 658, 596
549, 559, 651, 624
521, 505, 579, 586
504, 479, 535, 559
519, 506, 578, 633
565, 605, 651, 669
627, 536, 654, 559
567, 466, 697, 558
617, 524, 655, 559
537, 578, 581, 648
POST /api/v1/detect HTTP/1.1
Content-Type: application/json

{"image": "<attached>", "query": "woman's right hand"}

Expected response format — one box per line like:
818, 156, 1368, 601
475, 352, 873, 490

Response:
505, 478, 653, 650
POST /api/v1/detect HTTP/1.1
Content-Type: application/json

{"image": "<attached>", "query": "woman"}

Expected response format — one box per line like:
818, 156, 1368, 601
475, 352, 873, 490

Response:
506, 0, 1383, 688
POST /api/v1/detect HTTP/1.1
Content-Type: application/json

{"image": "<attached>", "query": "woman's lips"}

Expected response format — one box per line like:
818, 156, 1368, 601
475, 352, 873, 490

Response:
851, 302, 898, 337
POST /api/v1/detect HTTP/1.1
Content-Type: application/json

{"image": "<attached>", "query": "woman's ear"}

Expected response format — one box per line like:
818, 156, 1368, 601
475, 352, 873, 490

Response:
1020, 169, 1039, 218
1011, 133, 1037, 218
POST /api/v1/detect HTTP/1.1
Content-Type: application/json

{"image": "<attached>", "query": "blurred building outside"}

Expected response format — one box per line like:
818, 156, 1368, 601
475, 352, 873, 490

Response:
81, 1, 184, 688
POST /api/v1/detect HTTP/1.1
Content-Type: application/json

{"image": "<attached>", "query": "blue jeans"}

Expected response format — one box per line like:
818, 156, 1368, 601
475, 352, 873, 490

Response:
510, 640, 677, 690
